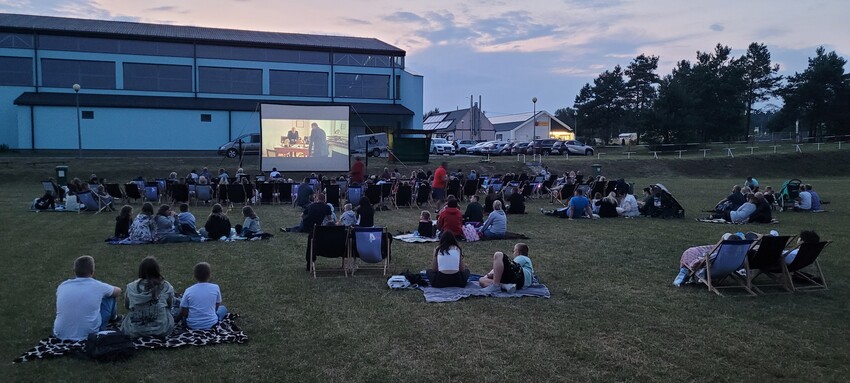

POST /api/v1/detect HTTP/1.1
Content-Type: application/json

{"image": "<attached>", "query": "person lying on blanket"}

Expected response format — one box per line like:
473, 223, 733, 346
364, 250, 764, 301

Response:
176, 262, 228, 330
54, 256, 122, 341
479, 243, 534, 293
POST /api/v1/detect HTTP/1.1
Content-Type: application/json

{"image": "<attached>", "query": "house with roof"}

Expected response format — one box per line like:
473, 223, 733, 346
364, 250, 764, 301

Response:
0, 13, 423, 150
489, 111, 574, 142
422, 105, 495, 141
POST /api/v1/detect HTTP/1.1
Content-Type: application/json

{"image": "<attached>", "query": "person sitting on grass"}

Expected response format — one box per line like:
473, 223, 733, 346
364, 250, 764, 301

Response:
339, 203, 357, 227
176, 203, 199, 236
708, 193, 757, 223
784, 230, 820, 264
806, 184, 822, 211
114, 205, 133, 239
616, 190, 640, 217
295, 177, 314, 209
53, 256, 122, 341
356, 196, 375, 227
234, 205, 262, 238
483, 186, 503, 214
437, 198, 463, 237
122, 256, 175, 338
748, 192, 773, 224
154, 204, 190, 243
200, 204, 231, 240
795, 185, 812, 211
177, 262, 227, 330
128, 202, 157, 243
596, 192, 620, 218
417, 210, 435, 237
479, 243, 534, 293
505, 188, 526, 214
463, 195, 484, 224
283, 193, 333, 233
590, 192, 603, 215
426, 231, 470, 288
478, 200, 507, 239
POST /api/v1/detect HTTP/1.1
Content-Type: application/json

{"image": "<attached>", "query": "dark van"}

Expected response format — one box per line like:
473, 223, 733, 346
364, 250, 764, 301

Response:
218, 133, 260, 158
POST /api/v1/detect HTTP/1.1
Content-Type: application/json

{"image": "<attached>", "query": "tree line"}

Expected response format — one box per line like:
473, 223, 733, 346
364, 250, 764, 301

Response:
555, 43, 850, 144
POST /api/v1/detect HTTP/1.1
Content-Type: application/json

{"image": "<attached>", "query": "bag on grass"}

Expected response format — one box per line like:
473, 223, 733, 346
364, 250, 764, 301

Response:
462, 224, 479, 242
85, 331, 135, 361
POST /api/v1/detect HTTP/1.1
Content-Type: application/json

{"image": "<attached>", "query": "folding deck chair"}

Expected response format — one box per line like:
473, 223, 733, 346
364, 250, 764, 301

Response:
347, 184, 363, 206
365, 183, 381, 207
347, 227, 391, 276
195, 185, 213, 206
745, 235, 794, 293
701, 239, 757, 296
41, 181, 57, 198
104, 183, 125, 203
124, 182, 143, 203
759, 241, 830, 292
463, 179, 478, 201
259, 183, 278, 205
415, 183, 431, 208
308, 225, 350, 278
76, 190, 110, 214
226, 184, 247, 210
278, 182, 293, 204
394, 183, 413, 208
325, 184, 340, 207
144, 182, 161, 204
447, 178, 462, 200
171, 184, 190, 205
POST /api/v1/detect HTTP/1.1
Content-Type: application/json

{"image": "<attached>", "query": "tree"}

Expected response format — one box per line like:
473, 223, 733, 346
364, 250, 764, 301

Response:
685, 44, 747, 142
554, 107, 578, 129
424, 107, 441, 119
778, 47, 850, 139
624, 54, 660, 142
737, 43, 781, 142
573, 66, 626, 142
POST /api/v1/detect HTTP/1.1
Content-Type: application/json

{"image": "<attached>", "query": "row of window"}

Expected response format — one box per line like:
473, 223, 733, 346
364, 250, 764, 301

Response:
0, 33, 403, 68
0, 56, 391, 98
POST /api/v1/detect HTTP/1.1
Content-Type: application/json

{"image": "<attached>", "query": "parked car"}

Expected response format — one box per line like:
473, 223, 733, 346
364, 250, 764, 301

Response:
511, 142, 530, 155
454, 139, 479, 154
552, 140, 595, 156
499, 142, 517, 155
430, 138, 456, 155
481, 142, 510, 156
218, 133, 260, 158
469, 140, 497, 155
526, 138, 560, 155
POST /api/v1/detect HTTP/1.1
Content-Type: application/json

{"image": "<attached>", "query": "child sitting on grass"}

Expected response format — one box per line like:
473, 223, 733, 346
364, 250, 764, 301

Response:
114, 205, 133, 239
339, 203, 357, 227
235, 206, 261, 238
177, 262, 227, 330
417, 210, 434, 237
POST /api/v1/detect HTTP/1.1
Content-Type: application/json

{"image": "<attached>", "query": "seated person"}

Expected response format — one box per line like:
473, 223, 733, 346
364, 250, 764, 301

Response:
417, 211, 435, 237
544, 189, 594, 219
234, 206, 262, 238
284, 193, 333, 233
483, 187, 503, 214
122, 256, 176, 338
763, 186, 776, 206
784, 230, 820, 264
463, 195, 484, 223
338, 203, 357, 227
590, 192, 603, 215
356, 196, 375, 227
479, 243, 534, 293
807, 184, 822, 211
33, 191, 56, 210
114, 205, 133, 239
596, 192, 619, 218
177, 262, 228, 330
673, 233, 745, 286
748, 192, 773, 223
436, 198, 463, 237
616, 190, 640, 217
729, 193, 758, 223
505, 189, 526, 214
154, 204, 190, 243
53, 256, 122, 340
294, 178, 314, 208
795, 185, 812, 211
745, 176, 759, 192
177, 203, 199, 236
637, 187, 653, 214
426, 232, 470, 288
479, 200, 507, 239
128, 202, 157, 242
200, 204, 232, 240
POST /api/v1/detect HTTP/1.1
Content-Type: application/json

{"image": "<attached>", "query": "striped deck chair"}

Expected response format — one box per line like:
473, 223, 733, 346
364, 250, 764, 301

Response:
701, 239, 757, 296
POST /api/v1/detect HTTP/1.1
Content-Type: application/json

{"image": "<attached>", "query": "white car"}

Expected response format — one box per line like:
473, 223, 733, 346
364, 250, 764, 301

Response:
469, 140, 497, 155
430, 138, 456, 155
454, 139, 478, 154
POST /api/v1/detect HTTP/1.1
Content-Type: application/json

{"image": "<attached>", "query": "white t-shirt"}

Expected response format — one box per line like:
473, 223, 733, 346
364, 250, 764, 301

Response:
54, 277, 115, 340
798, 191, 812, 210
437, 246, 461, 273
619, 194, 639, 216
181, 282, 222, 330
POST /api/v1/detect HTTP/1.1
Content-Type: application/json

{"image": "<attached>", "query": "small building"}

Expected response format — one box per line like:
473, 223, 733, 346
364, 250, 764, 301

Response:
422, 105, 494, 141
489, 111, 573, 142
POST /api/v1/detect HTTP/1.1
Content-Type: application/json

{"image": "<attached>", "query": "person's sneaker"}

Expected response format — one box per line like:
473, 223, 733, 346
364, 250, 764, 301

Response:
481, 284, 501, 293
673, 267, 689, 287
501, 283, 517, 293
280, 227, 290, 232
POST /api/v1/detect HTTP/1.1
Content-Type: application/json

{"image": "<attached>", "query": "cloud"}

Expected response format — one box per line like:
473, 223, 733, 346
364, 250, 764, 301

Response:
383, 11, 427, 24
341, 17, 371, 25
709, 23, 724, 32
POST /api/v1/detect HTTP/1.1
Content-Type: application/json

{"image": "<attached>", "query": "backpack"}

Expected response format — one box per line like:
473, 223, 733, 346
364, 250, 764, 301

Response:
85, 331, 135, 362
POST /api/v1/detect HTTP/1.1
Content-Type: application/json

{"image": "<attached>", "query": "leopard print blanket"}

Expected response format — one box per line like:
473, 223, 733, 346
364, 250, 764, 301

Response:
14, 313, 247, 363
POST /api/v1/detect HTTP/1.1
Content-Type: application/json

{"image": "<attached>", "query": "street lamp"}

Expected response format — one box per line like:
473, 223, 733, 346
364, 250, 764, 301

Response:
571, 109, 578, 139
73, 84, 81, 158
532, 97, 537, 160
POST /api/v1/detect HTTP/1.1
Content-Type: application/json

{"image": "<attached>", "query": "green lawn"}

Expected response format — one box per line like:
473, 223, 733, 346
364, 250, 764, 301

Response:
1, 154, 848, 382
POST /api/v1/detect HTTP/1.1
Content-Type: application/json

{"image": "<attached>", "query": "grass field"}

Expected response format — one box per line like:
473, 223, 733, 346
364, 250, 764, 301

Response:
1, 153, 848, 382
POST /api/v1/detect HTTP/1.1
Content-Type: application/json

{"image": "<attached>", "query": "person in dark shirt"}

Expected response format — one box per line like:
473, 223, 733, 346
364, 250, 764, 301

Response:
596, 193, 619, 218
114, 205, 133, 238
506, 190, 526, 214
463, 195, 484, 223
202, 204, 232, 239
283, 193, 332, 233
295, 178, 314, 208
717, 185, 746, 212
748, 192, 773, 223
356, 196, 375, 227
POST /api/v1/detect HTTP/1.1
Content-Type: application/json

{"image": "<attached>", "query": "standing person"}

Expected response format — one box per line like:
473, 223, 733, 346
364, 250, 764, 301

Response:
479, 200, 507, 239
287, 127, 300, 145
128, 202, 157, 242
432, 161, 449, 213
177, 262, 227, 330
350, 156, 365, 184
201, 204, 232, 240
308, 122, 328, 157
479, 243, 534, 293
122, 256, 176, 338
426, 232, 470, 288
53, 256, 122, 340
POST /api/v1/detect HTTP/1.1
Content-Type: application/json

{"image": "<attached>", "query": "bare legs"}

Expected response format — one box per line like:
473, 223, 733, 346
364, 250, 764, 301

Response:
478, 251, 505, 287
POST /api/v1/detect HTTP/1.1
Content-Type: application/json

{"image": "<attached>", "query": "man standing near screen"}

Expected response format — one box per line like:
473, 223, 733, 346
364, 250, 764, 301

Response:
309, 122, 328, 157
287, 127, 299, 145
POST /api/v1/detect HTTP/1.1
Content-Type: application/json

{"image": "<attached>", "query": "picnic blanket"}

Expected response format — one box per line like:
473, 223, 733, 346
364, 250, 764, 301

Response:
696, 218, 779, 224
419, 273, 550, 302
393, 233, 439, 243
14, 313, 247, 363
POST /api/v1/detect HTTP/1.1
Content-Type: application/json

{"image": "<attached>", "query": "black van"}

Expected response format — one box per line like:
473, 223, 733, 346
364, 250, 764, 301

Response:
217, 133, 261, 158
526, 138, 559, 155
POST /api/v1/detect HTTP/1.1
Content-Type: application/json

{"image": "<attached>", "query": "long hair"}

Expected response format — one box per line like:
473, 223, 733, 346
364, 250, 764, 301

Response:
141, 202, 154, 216
358, 197, 373, 213
157, 204, 171, 216
119, 205, 133, 220
242, 205, 256, 218
436, 231, 460, 256
137, 256, 164, 299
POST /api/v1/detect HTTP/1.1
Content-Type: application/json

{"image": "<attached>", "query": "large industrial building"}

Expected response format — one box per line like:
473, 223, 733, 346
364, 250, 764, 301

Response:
0, 13, 423, 151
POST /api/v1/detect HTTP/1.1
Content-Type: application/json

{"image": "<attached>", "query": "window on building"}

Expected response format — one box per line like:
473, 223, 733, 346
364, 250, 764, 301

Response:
269, 70, 328, 97
0, 33, 34, 49
41, 59, 115, 89
395, 74, 401, 99
197, 66, 262, 94
334, 73, 389, 99
196, 44, 330, 64
38, 35, 193, 57
81, 111, 94, 119
333, 53, 392, 67
124, 63, 192, 92
200, 114, 212, 122
0, 56, 33, 86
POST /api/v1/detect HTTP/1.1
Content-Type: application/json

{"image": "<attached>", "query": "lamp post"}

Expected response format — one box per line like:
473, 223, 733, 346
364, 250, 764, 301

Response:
73, 84, 81, 158
532, 97, 537, 161
572, 109, 578, 139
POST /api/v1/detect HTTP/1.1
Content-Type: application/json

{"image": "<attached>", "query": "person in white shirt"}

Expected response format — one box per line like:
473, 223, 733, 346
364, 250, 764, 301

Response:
269, 167, 282, 179
616, 190, 640, 217
177, 262, 227, 330
426, 232, 469, 288
53, 256, 122, 341
796, 187, 812, 210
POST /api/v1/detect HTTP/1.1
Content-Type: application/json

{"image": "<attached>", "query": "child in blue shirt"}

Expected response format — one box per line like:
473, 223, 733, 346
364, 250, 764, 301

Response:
177, 262, 228, 330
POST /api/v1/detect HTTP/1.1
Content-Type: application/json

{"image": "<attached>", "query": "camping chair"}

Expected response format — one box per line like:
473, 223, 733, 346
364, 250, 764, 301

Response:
76, 190, 109, 214
259, 183, 278, 205
447, 178, 462, 200
144, 182, 160, 204
104, 183, 125, 203
244, 183, 256, 204
394, 183, 413, 208
171, 184, 190, 205
347, 184, 363, 206
124, 182, 142, 203
347, 227, 391, 276
226, 184, 247, 210
155, 178, 167, 198
278, 182, 293, 204
555, 184, 576, 205
365, 183, 381, 207
325, 184, 340, 207
745, 235, 794, 293
195, 185, 213, 206
336, 180, 348, 199
308, 225, 350, 278
760, 241, 830, 292
701, 239, 757, 296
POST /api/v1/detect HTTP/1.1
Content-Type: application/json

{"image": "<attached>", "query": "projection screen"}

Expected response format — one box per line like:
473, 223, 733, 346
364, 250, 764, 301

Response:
260, 104, 350, 172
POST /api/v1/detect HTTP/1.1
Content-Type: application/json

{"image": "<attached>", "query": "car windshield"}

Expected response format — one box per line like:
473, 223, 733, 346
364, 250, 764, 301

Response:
575, 141, 584, 146
433, 139, 447, 144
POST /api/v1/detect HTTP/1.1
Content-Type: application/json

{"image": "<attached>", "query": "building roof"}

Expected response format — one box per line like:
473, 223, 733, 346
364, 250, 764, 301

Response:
423, 108, 469, 131
13, 92, 414, 115
0, 13, 404, 55
489, 111, 573, 133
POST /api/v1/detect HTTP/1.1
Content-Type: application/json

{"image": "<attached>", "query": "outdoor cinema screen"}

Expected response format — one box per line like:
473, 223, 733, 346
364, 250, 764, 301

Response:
260, 104, 350, 172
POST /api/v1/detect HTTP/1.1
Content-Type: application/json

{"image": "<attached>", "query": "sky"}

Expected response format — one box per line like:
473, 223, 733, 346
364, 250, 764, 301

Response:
1, 0, 848, 117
